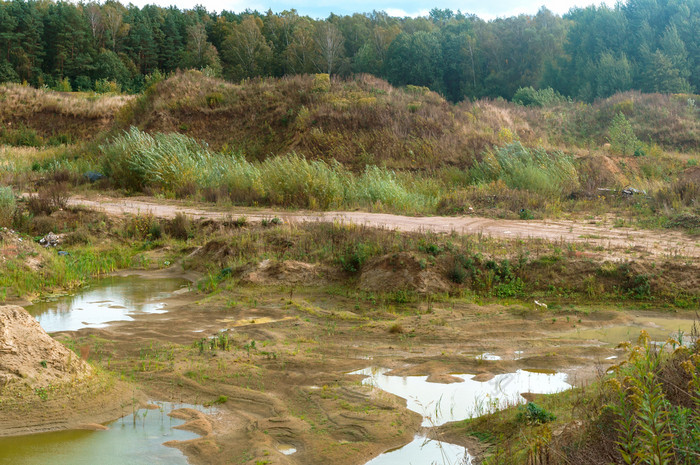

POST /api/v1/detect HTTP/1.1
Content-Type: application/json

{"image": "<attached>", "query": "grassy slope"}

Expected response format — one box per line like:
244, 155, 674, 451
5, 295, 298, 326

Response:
0, 84, 133, 143
122, 71, 536, 171
124, 71, 699, 168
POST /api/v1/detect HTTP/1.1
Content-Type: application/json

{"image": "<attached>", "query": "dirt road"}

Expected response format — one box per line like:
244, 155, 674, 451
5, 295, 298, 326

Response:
69, 195, 699, 259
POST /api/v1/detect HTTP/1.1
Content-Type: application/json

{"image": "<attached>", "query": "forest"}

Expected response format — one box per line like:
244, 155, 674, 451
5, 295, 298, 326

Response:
0, 0, 698, 102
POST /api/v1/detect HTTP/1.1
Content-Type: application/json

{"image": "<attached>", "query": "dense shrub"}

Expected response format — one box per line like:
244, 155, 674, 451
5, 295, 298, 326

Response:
0, 185, 16, 227
512, 86, 568, 107
468, 142, 579, 197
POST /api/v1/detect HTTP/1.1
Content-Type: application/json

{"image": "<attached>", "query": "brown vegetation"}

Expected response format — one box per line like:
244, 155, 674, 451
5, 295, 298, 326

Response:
0, 84, 133, 143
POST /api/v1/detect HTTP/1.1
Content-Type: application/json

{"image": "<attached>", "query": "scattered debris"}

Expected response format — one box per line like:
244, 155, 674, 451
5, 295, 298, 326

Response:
38, 232, 60, 247
621, 186, 646, 197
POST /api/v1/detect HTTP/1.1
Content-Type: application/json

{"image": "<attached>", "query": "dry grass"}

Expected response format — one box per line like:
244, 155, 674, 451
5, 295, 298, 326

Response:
124, 70, 537, 171
0, 84, 134, 119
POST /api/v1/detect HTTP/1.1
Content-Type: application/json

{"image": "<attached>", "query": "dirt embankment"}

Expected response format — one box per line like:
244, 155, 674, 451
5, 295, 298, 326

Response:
0, 305, 135, 437
0, 305, 91, 385
68, 195, 699, 261
0, 84, 133, 141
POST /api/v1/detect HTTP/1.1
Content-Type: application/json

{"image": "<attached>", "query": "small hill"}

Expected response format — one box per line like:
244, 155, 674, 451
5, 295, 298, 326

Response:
0, 305, 92, 387
122, 70, 535, 170
512, 90, 700, 152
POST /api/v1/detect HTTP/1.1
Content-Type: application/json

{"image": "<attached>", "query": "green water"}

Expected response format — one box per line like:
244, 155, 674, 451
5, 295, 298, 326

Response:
27, 276, 188, 332
0, 403, 207, 465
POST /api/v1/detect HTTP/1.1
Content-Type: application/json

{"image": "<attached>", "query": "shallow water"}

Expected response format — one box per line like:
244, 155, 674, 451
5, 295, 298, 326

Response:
560, 316, 695, 345
27, 276, 188, 332
366, 435, 472, 465
351, 367, 571, 427
357, 367, 570, 464
0, 402, 210, 465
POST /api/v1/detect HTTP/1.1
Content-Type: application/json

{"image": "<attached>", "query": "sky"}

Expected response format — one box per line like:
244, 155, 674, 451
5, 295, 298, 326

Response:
122, 0, 615, 20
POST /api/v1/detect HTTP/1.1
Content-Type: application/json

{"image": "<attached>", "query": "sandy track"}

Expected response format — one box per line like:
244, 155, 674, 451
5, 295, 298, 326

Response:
69, 195, 699, 259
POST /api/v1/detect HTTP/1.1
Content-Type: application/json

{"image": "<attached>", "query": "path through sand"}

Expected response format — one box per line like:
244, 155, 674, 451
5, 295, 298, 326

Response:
68, 195, 698, 260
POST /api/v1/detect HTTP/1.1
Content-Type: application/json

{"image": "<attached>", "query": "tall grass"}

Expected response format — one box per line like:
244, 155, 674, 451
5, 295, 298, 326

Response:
0, 246, 134, 301
100, 127, 438, 213
0, 185, 16, 227
469, 142, 579, 196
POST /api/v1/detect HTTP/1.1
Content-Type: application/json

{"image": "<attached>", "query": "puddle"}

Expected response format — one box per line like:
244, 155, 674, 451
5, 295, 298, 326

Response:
351, 367, 571, 426
477, 352, 501, 361
356, 367, 569, 465
277, 445, 297, 455
559, 316, 695, 345
366, 435, 472, 465
27, 276, 189, 332
0, 402, 212, 465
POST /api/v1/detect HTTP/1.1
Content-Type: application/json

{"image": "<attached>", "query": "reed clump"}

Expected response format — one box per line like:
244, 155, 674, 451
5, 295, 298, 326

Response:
100, 127, 437, 213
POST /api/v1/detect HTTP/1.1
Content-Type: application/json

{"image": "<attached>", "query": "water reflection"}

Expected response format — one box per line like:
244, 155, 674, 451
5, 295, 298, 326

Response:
366, 435, 472, 465
27, 276, 188, 332
351, 367, 571, 426
0, 402, 212, 465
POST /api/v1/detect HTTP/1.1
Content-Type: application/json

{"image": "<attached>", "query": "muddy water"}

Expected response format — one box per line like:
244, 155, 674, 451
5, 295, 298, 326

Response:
0, 402, 210, 465
352, 367, 571, 427
27, 276, 189, 332
559, 316, 696, 345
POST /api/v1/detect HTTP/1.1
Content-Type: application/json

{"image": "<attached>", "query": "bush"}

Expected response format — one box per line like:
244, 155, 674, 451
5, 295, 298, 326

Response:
0, 125, 43, 147
312, 73, 331, 93
26, 183, 69, 215
512, 87, 568, 107
469, 142, 579, 197
53, 77, 72, 92
0, 186, 16, 227
608, 112, 639, 155
517, 402, 556, 424
94, 79, 121, 94
167, 213, 190, 240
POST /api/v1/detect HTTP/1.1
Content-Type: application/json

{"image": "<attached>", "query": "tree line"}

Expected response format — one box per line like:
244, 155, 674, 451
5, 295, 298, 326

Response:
0, 0, 697, 101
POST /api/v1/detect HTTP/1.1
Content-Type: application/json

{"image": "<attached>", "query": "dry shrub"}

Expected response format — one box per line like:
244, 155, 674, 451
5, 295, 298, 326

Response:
166, 212, 190, 240
27, 182, 69, 215
30, 214, 59, 235
437, 182, 552, 217
62, 228, 91, 245
388, 323, 404, 334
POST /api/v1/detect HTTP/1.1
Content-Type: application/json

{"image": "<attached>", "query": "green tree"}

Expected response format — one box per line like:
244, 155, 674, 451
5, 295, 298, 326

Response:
596, 51, 632, 98
221, 16, 271, 79
608, 112, 639, 155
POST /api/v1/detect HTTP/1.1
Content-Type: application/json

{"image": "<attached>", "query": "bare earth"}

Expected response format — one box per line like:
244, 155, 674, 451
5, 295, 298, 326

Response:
69, 195, 699, 260
2, 195, 697, 465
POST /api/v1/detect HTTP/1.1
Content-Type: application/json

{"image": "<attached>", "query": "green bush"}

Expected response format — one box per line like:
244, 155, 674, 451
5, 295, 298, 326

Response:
94, 79, 121, 94
608, 112, 639, 155
469, 142, 579, 197
512, 86, 568, 107
0, 186, 16, 227
516, 402, 556, 424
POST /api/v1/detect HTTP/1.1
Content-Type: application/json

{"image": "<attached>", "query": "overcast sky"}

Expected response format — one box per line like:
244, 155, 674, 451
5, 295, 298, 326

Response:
122, 0, 615, 20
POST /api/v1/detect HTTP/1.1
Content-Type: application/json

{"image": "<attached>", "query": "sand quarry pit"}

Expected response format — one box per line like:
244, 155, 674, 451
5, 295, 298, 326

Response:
1, 269, 697, 464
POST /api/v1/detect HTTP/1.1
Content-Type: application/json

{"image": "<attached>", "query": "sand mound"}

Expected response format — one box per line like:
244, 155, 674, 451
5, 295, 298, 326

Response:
243, 259, 330, 285
359, 252, 450, 294
187, 240, 235, 267
0, 305, 92, 386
